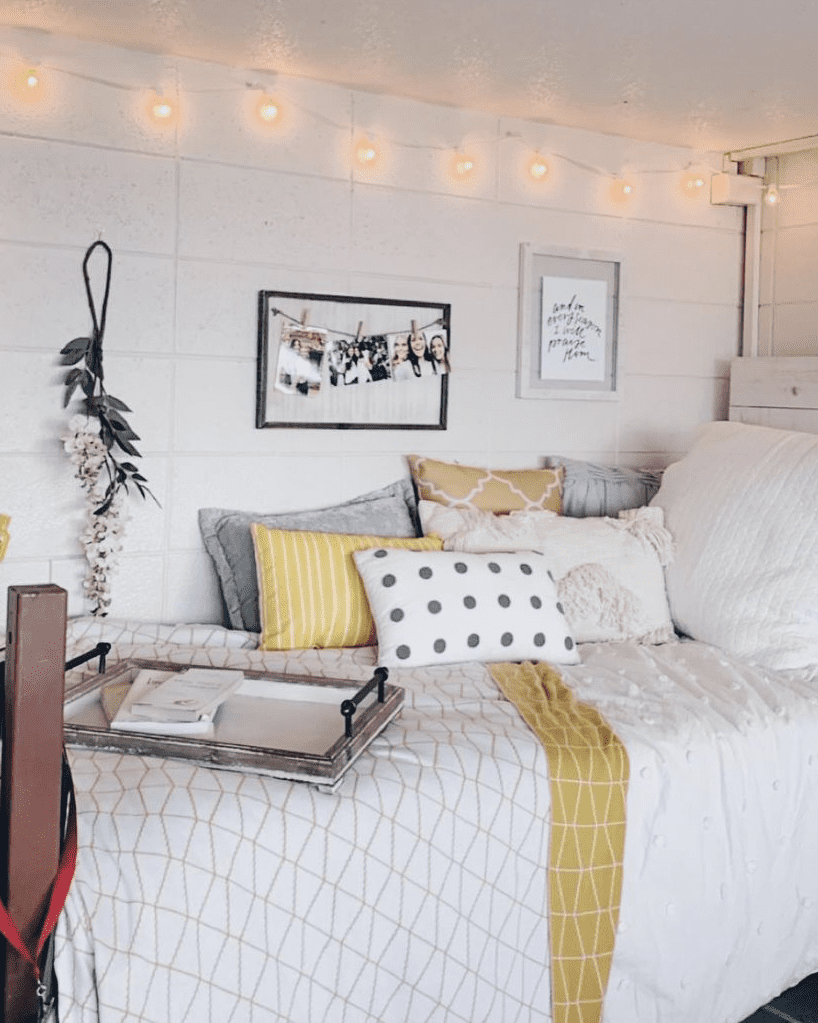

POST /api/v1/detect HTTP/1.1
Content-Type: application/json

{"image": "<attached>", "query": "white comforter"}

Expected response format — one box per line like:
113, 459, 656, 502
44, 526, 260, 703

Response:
56, 619, 818, 1023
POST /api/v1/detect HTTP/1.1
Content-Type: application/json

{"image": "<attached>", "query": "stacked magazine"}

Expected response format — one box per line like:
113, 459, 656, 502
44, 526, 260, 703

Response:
109, 667, 245, 737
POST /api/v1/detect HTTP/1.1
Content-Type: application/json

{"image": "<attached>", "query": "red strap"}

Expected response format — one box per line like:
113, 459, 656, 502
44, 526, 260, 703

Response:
0, 768, 77, 980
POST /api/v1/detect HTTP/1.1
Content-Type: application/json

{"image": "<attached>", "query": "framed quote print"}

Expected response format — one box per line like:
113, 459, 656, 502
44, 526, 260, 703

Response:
516, 244, 622, 400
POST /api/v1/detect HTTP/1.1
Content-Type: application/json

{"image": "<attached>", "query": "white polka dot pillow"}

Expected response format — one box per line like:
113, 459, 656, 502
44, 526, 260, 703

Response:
353, 548, 580, 668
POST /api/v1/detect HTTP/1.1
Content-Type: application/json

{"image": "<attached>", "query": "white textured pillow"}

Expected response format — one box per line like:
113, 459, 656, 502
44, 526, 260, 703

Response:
651, 420, 818, 670
420, 500, 675, 644
353, 548, 579, 668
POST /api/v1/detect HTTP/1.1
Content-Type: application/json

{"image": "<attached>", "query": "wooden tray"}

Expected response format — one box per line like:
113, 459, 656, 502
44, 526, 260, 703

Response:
64, 657, 404, 790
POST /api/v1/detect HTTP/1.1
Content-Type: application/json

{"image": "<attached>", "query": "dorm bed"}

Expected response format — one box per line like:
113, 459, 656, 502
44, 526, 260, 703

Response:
6, 358, 818, 1023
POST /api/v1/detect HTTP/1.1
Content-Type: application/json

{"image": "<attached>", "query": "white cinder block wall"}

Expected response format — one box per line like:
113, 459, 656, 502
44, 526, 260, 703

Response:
0, 28, 744, 626
759, 148, 818, 355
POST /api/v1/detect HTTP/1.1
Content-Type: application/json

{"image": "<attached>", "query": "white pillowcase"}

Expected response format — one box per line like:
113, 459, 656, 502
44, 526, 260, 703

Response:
419, 500, 675, 644
353, 547, 579, 668
651, 420, 818, 670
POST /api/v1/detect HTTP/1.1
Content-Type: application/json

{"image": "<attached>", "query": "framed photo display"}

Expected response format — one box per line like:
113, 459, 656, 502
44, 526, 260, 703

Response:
256, 291, 451, 429
516, 244, 622, 400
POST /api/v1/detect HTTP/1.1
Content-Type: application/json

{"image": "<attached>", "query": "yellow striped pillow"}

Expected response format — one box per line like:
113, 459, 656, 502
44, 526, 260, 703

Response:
251, 526, 443, 650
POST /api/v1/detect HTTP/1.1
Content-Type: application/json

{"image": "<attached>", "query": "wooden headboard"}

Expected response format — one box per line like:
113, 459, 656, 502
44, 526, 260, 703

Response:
730, 356, 818, 433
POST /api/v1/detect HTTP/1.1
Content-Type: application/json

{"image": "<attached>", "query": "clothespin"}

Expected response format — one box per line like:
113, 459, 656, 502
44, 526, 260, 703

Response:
301, 309, 310, 327
410, 320, 418, 343
355, 321, 363, 342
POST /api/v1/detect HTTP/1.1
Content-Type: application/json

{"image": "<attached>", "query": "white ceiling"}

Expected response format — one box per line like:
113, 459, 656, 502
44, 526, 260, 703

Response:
2, 0, 817, 152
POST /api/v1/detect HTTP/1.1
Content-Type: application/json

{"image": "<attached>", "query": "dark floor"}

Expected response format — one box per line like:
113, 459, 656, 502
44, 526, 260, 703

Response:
742, 972, 818, 1023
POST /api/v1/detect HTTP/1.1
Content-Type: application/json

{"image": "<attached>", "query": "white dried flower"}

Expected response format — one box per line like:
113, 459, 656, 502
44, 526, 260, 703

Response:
63, 418, 126, 616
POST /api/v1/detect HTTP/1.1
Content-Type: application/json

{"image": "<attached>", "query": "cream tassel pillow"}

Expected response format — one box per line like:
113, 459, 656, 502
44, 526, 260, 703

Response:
558, 563, 648, 642
420, 501, 675, 645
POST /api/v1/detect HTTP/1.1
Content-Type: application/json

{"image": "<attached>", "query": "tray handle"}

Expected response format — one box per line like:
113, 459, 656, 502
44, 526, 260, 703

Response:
65, 642, 112, 675
0, 642, 111, 687
340, 667, 389, 739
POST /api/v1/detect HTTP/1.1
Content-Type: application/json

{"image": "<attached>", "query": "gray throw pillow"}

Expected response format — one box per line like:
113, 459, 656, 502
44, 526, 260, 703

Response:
544, 457, 662, 517
199, 478, 421, 632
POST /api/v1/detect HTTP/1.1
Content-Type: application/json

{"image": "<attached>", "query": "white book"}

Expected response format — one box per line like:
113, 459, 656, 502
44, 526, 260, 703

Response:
107, 670, 214, 736
106, 668, 241, 736
129, 667, 245, 722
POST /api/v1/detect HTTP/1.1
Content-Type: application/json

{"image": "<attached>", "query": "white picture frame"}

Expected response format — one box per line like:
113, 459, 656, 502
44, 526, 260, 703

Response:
516, 244, 622, 401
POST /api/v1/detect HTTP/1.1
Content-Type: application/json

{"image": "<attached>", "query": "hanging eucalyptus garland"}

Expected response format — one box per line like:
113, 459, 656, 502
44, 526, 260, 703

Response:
60, 240, 155, 514
59, 241, 156, 614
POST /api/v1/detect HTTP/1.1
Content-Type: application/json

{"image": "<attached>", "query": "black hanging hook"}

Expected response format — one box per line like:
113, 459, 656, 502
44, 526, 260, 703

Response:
82, 240, 113, 387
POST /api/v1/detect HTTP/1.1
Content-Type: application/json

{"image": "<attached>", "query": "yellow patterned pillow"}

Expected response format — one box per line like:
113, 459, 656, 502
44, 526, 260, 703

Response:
408, 455, 563, 513
251, 525, 443, 650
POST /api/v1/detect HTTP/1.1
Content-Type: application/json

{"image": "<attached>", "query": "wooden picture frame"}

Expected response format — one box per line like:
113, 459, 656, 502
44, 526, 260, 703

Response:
256, 291, 450, 429
516, 244, 622, 401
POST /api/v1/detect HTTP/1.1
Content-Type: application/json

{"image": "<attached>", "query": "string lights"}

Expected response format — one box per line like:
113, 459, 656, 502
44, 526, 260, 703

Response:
528, 153, 549, 181
452, 152, 476, 178
355, 137, 378, 166
759, 154, 818, 208
11, 63, 47, 103
5, 58, 727, 204
683, 172, 707, 192
149, 94, 175, 123
762, 179, 818, 207
256, 95, 280, 125
609, 178, 635, 204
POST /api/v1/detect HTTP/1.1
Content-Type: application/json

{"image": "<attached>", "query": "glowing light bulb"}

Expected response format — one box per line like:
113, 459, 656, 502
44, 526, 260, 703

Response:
145, 89, 178, 126
355, 138, 378, 165
145, 88, 176, 125
609, 178, 634, 204
257, 96, 280, 124
152, 98, 173, 120
607, 177, 635, 206
15, 66, 45, 101
684, 172, 706, 192
528, 154, 549, 180
449, 151, 476, 180
764, 184, 781, 206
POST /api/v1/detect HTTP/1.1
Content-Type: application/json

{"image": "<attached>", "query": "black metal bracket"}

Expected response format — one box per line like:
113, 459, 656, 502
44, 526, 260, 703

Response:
0, 641, 111, 688
340, 667, 388, 739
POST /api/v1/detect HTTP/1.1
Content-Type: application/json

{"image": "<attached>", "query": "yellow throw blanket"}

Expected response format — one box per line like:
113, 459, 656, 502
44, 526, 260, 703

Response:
490, 662, 629, 1023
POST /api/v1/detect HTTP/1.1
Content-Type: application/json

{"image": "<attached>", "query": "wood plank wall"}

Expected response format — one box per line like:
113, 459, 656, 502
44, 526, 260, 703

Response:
729, 356, 818, 433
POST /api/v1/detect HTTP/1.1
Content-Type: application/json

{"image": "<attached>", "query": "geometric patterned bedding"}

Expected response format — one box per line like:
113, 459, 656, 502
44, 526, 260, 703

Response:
56, 618, 818, 1023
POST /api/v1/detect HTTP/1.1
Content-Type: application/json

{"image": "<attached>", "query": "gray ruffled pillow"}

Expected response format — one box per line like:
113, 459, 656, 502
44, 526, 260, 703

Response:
544, 457, 662, 517
199, 478, 421, 632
